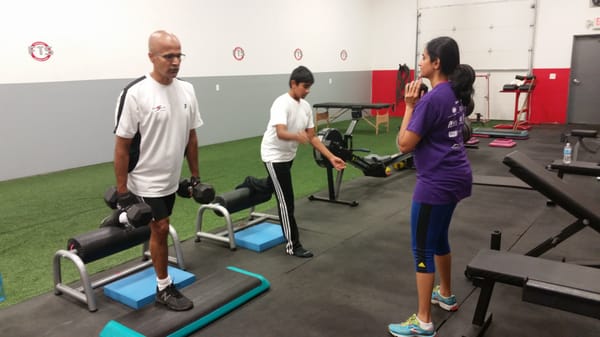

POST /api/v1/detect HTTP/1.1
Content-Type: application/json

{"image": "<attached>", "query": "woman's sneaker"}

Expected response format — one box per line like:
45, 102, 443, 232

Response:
388, 314, 437, 337
431, 285, 458, 311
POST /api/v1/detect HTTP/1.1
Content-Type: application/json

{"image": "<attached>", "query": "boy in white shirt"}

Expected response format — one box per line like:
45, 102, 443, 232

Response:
260, 66, 346, 257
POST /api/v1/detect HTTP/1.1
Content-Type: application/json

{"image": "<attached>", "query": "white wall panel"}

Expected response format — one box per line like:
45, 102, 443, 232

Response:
369, 0, 418, 70
416, 0, 538, 120
5, 0, 600, 84
2, 0, 377, 84
417, 0, 536, 72
534, 0, 600, 68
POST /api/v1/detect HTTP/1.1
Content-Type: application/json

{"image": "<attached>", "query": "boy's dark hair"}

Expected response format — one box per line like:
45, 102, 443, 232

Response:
289, 66, 314, 87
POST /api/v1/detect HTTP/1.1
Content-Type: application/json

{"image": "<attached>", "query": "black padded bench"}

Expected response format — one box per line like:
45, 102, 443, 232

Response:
548, 159, 600, 178
466, 249, 600, 334
569, 128, 598, 139
549, 128, 600, 178
503, 151, 600, 257
463, 150, 600, 335
555, 129, 600, 176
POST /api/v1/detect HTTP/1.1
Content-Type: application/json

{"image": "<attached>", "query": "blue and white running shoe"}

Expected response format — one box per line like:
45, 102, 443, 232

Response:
431, 285, 458, 311
388, 314, 437, 337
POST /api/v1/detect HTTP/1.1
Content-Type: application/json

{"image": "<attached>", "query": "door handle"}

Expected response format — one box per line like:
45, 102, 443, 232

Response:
572, 78, 581, 85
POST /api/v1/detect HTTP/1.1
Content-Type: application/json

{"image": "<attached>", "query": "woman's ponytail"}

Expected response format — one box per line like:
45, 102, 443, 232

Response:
450, 64, 475, 107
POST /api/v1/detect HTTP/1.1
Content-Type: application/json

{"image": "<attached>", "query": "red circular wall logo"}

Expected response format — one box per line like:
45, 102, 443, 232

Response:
233, 46, 245, 61
29, 41, 54, 62
294, 48, 303, 61
340, 49, 348, 61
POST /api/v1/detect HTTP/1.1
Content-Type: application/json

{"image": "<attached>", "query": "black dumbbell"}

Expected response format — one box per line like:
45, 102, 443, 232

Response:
104, 186, 144, 210
104, 186, 119, 209
177, 178, 216, 204
101, 187, 153, 230
177, 180, 192, 198
193, 183, 216, 204
100, 203, 153, 230
126, 203, 153, 227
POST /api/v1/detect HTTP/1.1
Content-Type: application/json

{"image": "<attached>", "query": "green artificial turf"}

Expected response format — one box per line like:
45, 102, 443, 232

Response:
0, 117, 400, 307
0, 116, 509, 308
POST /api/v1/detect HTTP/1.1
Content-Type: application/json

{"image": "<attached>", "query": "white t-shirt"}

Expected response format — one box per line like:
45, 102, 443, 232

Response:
261, 93, 314, 162
115, 74, 203, 197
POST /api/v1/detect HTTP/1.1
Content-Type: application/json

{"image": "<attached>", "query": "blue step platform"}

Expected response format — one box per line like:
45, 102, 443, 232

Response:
104, 266, 196, 309
233, 222, 285, 252
100, 266, 270, 337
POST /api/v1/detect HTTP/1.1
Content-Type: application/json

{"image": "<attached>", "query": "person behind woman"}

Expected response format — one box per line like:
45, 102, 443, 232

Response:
388, 36, 475, 337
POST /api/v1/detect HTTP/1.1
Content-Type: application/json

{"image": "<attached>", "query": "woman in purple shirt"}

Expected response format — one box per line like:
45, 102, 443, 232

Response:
389, 36, 475, 337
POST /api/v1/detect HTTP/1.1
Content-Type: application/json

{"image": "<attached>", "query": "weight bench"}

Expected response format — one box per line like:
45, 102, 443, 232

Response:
548, 159, 600, 178
502, 150, 600, 258
549, 129, 600, 178
53, 225, 184, 312
465, 249, 600, 335
564, 128, 599, 160
195, 178, 279, 250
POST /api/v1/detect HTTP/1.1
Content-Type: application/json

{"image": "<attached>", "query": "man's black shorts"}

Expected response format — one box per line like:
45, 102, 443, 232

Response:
141, 193, 176, 221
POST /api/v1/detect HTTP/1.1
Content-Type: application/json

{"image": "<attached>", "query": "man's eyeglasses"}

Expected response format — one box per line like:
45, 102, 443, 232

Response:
159, 53, 186, 61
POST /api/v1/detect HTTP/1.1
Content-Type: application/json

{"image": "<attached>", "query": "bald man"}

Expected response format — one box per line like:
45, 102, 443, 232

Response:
112, 30, 203, 311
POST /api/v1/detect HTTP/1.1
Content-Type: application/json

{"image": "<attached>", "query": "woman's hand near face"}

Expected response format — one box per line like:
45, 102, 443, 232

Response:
404, 79, 423, 109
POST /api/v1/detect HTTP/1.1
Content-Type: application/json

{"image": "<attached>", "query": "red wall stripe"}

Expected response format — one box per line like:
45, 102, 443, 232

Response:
371, 68, 571, 124
371, 69, 414, 117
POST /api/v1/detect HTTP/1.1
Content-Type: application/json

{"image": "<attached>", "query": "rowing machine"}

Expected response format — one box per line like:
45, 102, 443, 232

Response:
309, 127, 412, 206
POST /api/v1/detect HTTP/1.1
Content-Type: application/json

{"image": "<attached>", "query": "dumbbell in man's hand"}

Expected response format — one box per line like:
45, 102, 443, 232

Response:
177, 177, 216, 204
191, 176, 216, 204
101, 187, 153, 230
177, 179, 193, 198
104, 186, 142, 210
104, 186, 120, 209
116, 191, 141, 209
100, 203, 153, 230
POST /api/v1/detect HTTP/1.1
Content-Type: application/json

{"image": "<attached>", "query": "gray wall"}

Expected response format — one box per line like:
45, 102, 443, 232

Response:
0, 71, 371, 181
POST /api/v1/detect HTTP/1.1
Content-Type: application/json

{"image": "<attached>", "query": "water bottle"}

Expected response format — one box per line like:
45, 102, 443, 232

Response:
563, 142, 572, 164
0, 272, 5, 303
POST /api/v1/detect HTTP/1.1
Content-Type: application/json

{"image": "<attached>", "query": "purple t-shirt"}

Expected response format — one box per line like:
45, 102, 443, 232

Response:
407, 81, 472, 204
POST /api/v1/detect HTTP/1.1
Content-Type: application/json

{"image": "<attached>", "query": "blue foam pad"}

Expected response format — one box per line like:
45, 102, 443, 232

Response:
233, 222, 285, 252
104, 266, 195, 309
